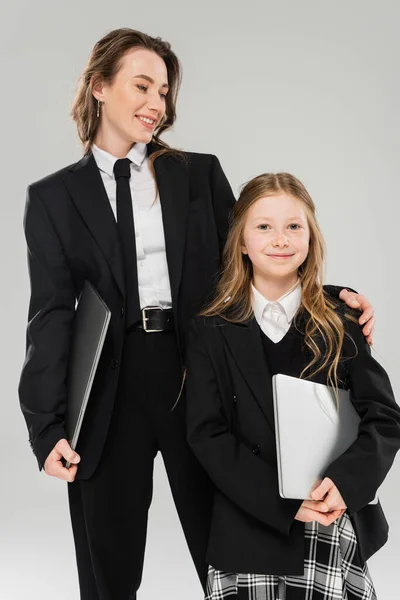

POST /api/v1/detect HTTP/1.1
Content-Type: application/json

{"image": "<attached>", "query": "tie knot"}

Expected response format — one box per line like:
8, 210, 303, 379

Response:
113, 158, 131, 180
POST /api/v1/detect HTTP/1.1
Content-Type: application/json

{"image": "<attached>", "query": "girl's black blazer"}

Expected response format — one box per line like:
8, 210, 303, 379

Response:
185, 308, 400, 575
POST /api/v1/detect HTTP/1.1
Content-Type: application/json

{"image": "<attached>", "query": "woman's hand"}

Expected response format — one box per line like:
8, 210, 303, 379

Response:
311, 477, 347, 512
339, 289, 375, 345
44, 438, 80, 483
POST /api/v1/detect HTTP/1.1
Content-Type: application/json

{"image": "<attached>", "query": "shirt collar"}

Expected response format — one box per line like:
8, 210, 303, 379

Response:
251, 281, 302, 324
91, 142, 147, 177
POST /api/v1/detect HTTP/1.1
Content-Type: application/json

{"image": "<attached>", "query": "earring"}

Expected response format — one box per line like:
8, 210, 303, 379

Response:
97, 100, 101, 118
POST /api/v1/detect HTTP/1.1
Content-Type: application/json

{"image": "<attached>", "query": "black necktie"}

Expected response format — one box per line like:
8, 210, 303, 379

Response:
113, 158, 141, 326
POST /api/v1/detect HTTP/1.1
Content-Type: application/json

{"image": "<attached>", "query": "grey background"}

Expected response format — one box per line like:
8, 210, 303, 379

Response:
1, 1, 399, 598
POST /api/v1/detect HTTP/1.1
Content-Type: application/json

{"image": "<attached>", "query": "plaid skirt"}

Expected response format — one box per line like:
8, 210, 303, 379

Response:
205, 513, 377, 600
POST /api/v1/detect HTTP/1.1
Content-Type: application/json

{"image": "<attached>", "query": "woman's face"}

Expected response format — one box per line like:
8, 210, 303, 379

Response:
94, 48, 169, 147
241, 193, 310, 283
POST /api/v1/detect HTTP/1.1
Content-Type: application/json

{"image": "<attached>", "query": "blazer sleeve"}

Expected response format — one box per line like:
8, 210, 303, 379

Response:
210, 155, 236, 256
186, 319, 302, 537
324, 317, 400, 513
18, 184, 76, 470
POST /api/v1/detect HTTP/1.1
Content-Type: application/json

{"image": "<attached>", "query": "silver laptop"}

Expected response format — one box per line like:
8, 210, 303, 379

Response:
272, 373, 378, 503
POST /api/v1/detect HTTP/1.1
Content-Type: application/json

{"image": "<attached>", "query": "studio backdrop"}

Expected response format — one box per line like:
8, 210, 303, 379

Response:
1, 1, 399, 599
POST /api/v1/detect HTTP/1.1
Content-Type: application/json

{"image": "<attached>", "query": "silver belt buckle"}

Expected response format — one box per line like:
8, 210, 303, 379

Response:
142, 306, 163, 333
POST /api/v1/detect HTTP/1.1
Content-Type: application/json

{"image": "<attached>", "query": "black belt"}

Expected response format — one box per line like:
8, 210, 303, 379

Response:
131, 307, 174, 333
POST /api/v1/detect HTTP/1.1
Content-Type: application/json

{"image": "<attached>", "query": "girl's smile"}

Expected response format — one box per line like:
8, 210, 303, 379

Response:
242, 192, 310, 296
266, 253, 295, 259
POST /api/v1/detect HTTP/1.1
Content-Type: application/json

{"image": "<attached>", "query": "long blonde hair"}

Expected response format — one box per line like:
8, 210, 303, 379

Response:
202, 173, 356, 390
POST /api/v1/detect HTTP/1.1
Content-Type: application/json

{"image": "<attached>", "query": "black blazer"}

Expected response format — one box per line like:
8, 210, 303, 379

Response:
185, 309, 400, 575
18, 146, 236, 478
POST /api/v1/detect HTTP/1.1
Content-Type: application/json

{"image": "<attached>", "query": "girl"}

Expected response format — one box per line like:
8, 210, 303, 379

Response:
186, 173, 400, 599
18, 28, 375, 599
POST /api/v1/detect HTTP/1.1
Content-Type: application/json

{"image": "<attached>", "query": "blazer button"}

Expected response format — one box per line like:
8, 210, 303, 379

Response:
233, 394, 237, 403
111, 359, 119, 370
120, 307, 124, 318
252, 444, 261, 455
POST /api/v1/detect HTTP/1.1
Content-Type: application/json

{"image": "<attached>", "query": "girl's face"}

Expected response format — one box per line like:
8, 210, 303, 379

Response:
94, 48, 169, 146
241, 193, 310, 283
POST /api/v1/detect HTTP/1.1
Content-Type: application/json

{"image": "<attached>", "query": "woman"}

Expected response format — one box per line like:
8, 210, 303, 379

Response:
185, 173, 400, 599
18, 28, 375, 600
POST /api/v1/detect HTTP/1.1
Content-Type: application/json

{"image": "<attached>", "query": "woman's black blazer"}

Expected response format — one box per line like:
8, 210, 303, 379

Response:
185, 309, 400, 575
18, 146, 236, 478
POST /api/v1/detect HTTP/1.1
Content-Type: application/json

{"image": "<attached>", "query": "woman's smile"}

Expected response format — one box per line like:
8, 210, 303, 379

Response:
135, 114, 157, 130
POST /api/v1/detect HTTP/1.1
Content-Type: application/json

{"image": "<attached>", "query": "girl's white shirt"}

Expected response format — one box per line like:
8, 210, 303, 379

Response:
251, 282, 302, 343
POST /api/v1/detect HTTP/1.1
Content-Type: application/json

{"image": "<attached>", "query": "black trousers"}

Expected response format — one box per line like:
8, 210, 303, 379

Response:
68, 328, 213, 600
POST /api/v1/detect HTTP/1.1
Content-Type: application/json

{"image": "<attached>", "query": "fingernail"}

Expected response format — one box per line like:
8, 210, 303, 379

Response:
360, 318, 365, 325
73, 455, 80, 463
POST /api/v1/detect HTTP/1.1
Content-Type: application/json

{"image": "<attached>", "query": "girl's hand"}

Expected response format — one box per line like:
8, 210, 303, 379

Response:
295, 502, 343, 526
311, 477, 347, 512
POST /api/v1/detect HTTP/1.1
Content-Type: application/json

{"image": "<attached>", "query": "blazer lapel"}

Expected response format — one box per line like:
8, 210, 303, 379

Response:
152, 151, 189, 311
221, 317, 276, 430
62, 147, 190, 304
62, 153, 125, 297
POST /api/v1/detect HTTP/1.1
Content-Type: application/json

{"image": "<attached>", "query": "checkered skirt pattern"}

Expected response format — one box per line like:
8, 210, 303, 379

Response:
205, 513, 377, 600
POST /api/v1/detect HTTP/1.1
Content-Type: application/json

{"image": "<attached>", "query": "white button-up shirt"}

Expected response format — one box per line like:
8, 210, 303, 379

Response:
92, 143, 172, 309
251, 282, 302, 343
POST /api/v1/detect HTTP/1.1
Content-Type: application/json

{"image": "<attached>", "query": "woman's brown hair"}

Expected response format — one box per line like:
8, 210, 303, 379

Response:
71, 27, 182, 161
202, 173, 356, 392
